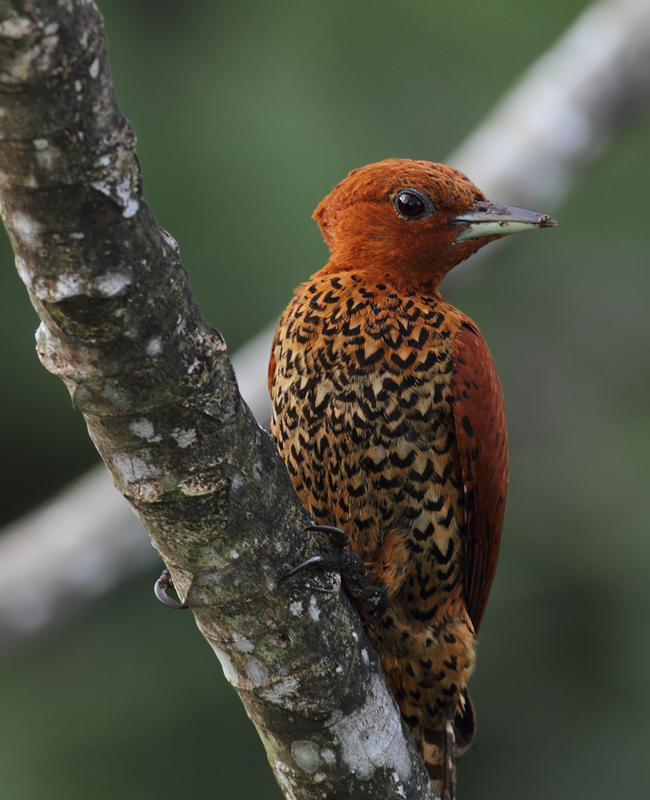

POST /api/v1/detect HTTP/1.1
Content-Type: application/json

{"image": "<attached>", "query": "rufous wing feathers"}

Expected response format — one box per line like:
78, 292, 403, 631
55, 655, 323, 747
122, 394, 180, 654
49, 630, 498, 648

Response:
451, 322, 508, 633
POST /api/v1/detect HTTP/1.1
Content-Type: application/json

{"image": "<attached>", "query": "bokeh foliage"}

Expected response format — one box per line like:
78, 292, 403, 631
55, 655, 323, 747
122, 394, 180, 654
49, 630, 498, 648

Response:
0, 0, 648, 798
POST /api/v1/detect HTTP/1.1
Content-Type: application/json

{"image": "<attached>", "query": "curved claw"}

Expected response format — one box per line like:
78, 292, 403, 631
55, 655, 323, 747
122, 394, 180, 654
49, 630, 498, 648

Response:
279, 555, 324, 583
305, 524, 350, 548
279, 545, 389, 623
305, 525, 346, 535
154, 569, 189, 609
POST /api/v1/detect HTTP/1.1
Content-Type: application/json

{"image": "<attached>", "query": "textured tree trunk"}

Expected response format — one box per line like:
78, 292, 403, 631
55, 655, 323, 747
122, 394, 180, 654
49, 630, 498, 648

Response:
2, 0, 650, 660
0, 2, 437, 798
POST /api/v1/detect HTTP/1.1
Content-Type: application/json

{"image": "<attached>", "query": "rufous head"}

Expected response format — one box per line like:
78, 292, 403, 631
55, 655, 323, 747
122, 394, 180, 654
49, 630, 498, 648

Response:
314, 159, 556, 291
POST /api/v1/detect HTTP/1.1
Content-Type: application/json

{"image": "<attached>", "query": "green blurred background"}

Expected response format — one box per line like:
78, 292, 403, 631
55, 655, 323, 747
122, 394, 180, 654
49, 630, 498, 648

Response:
1, 0, 649, 797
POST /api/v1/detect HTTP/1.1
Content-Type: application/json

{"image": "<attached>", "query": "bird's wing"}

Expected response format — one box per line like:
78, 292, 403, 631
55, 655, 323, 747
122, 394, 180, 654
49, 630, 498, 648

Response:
451, 321, 508, 633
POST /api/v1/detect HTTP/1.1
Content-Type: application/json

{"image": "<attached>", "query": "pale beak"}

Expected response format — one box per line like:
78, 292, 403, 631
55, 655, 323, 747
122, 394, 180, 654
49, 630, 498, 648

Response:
452, 201, 557, 245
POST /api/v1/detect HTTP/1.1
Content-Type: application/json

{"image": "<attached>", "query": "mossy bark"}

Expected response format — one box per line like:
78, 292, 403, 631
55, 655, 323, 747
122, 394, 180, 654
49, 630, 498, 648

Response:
0, 2, 437, 798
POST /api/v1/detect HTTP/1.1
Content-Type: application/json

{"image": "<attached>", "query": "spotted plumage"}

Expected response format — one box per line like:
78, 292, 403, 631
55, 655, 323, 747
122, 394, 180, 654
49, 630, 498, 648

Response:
269, 159, 555, 798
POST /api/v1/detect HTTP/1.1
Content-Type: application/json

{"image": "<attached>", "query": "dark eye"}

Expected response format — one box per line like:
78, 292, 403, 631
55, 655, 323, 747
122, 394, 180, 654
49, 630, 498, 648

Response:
394, 188, 434, 220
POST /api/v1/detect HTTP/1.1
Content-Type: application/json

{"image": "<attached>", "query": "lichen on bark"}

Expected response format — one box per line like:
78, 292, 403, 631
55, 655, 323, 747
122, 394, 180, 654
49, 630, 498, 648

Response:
0, 2, 437, 797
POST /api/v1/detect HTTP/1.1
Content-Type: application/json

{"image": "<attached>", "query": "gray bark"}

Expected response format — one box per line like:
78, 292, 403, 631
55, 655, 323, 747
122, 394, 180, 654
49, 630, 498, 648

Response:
0, 2, 436, 798
2, 0, 650, 658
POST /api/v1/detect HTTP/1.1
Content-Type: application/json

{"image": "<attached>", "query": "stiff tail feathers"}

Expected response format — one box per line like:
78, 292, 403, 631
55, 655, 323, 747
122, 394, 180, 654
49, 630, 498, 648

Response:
420, 690, 475, 800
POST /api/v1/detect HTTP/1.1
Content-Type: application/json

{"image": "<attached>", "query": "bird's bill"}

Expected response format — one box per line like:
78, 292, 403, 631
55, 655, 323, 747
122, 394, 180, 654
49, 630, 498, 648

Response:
452, 201, 557, 245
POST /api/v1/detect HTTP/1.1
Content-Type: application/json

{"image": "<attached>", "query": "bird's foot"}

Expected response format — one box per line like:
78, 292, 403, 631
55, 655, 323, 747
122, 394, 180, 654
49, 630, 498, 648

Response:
281, 525, 388, 625
154, 569, 189, 610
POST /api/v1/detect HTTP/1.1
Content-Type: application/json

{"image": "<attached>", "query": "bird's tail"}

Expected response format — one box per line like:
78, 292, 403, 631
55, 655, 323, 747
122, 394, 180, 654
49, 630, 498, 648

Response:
421, 690, 475, 800
421, 709, 457, 800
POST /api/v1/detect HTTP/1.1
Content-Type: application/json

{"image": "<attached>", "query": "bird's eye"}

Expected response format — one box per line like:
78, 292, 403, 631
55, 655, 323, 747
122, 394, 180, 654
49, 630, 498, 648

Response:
394, 188, 434, 220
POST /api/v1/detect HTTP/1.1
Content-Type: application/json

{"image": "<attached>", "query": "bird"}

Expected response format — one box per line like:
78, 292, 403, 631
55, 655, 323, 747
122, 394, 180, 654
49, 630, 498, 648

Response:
268, 159, 556, 799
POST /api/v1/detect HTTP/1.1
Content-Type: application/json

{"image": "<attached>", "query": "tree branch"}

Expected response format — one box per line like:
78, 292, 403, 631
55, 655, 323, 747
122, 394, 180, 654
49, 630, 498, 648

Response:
2, 0, 650, 656
2, 0, 650, 789
445, 0, 650, 285
0, 327, 274, 653
449, 0, 650, 208
0, 2, 435, 798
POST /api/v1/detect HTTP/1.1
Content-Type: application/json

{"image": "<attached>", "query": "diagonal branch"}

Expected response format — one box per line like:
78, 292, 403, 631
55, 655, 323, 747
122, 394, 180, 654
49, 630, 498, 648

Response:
0, 325, 274, 653
1, 0, 650, 787
2, 0, 650, 657
0, 2, 435, 798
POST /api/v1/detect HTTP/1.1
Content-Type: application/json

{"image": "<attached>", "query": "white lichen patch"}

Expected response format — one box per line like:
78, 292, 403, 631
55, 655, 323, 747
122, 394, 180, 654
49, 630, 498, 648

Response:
115, 172, 139, 217
69, 232, 85, 239
330, 672, 412, 783
78, 21, 89, 48
171, 427, 197, 448
261, 676, 299, 705
160, 228, 180, 254
52, 275, 81, 300
44, 22, 59, 36
91, 172, 140, 219
289, 600, 303, 617
15, 256, 31, 287
246, 657, 270, 687
0, 34, 59, 84
33, 138, 49, 150
89, 57, 100, 78
308, 596, 321, 622
321, 748, 336, 765
35, 140, 56, 170
232, 633, 255, 653
122, 198, 139, 218
34, 321, 54, 355
274, 761, 298, 800
230, 472, 245, 493
74, 79, 82, 93
94, 272, 131, 296
128, 419, 161, 441
111, 452, 156, 484
32, 274, 83, 302
209, 643, 239, 685
361, 648, 369, 665
291, 741, 321, 774
0, 17, 35, 38
145, 337, 162, 356
12, 211, 41, 248
178, 474, 221, 497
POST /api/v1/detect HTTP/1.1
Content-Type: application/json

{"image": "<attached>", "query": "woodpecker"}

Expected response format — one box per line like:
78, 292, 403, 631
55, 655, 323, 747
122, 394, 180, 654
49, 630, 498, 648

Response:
269, 159, 556, 798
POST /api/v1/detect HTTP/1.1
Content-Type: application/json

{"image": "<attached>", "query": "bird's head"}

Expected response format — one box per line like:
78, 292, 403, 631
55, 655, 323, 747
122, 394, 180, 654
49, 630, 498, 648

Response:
314, 159, 556, 291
